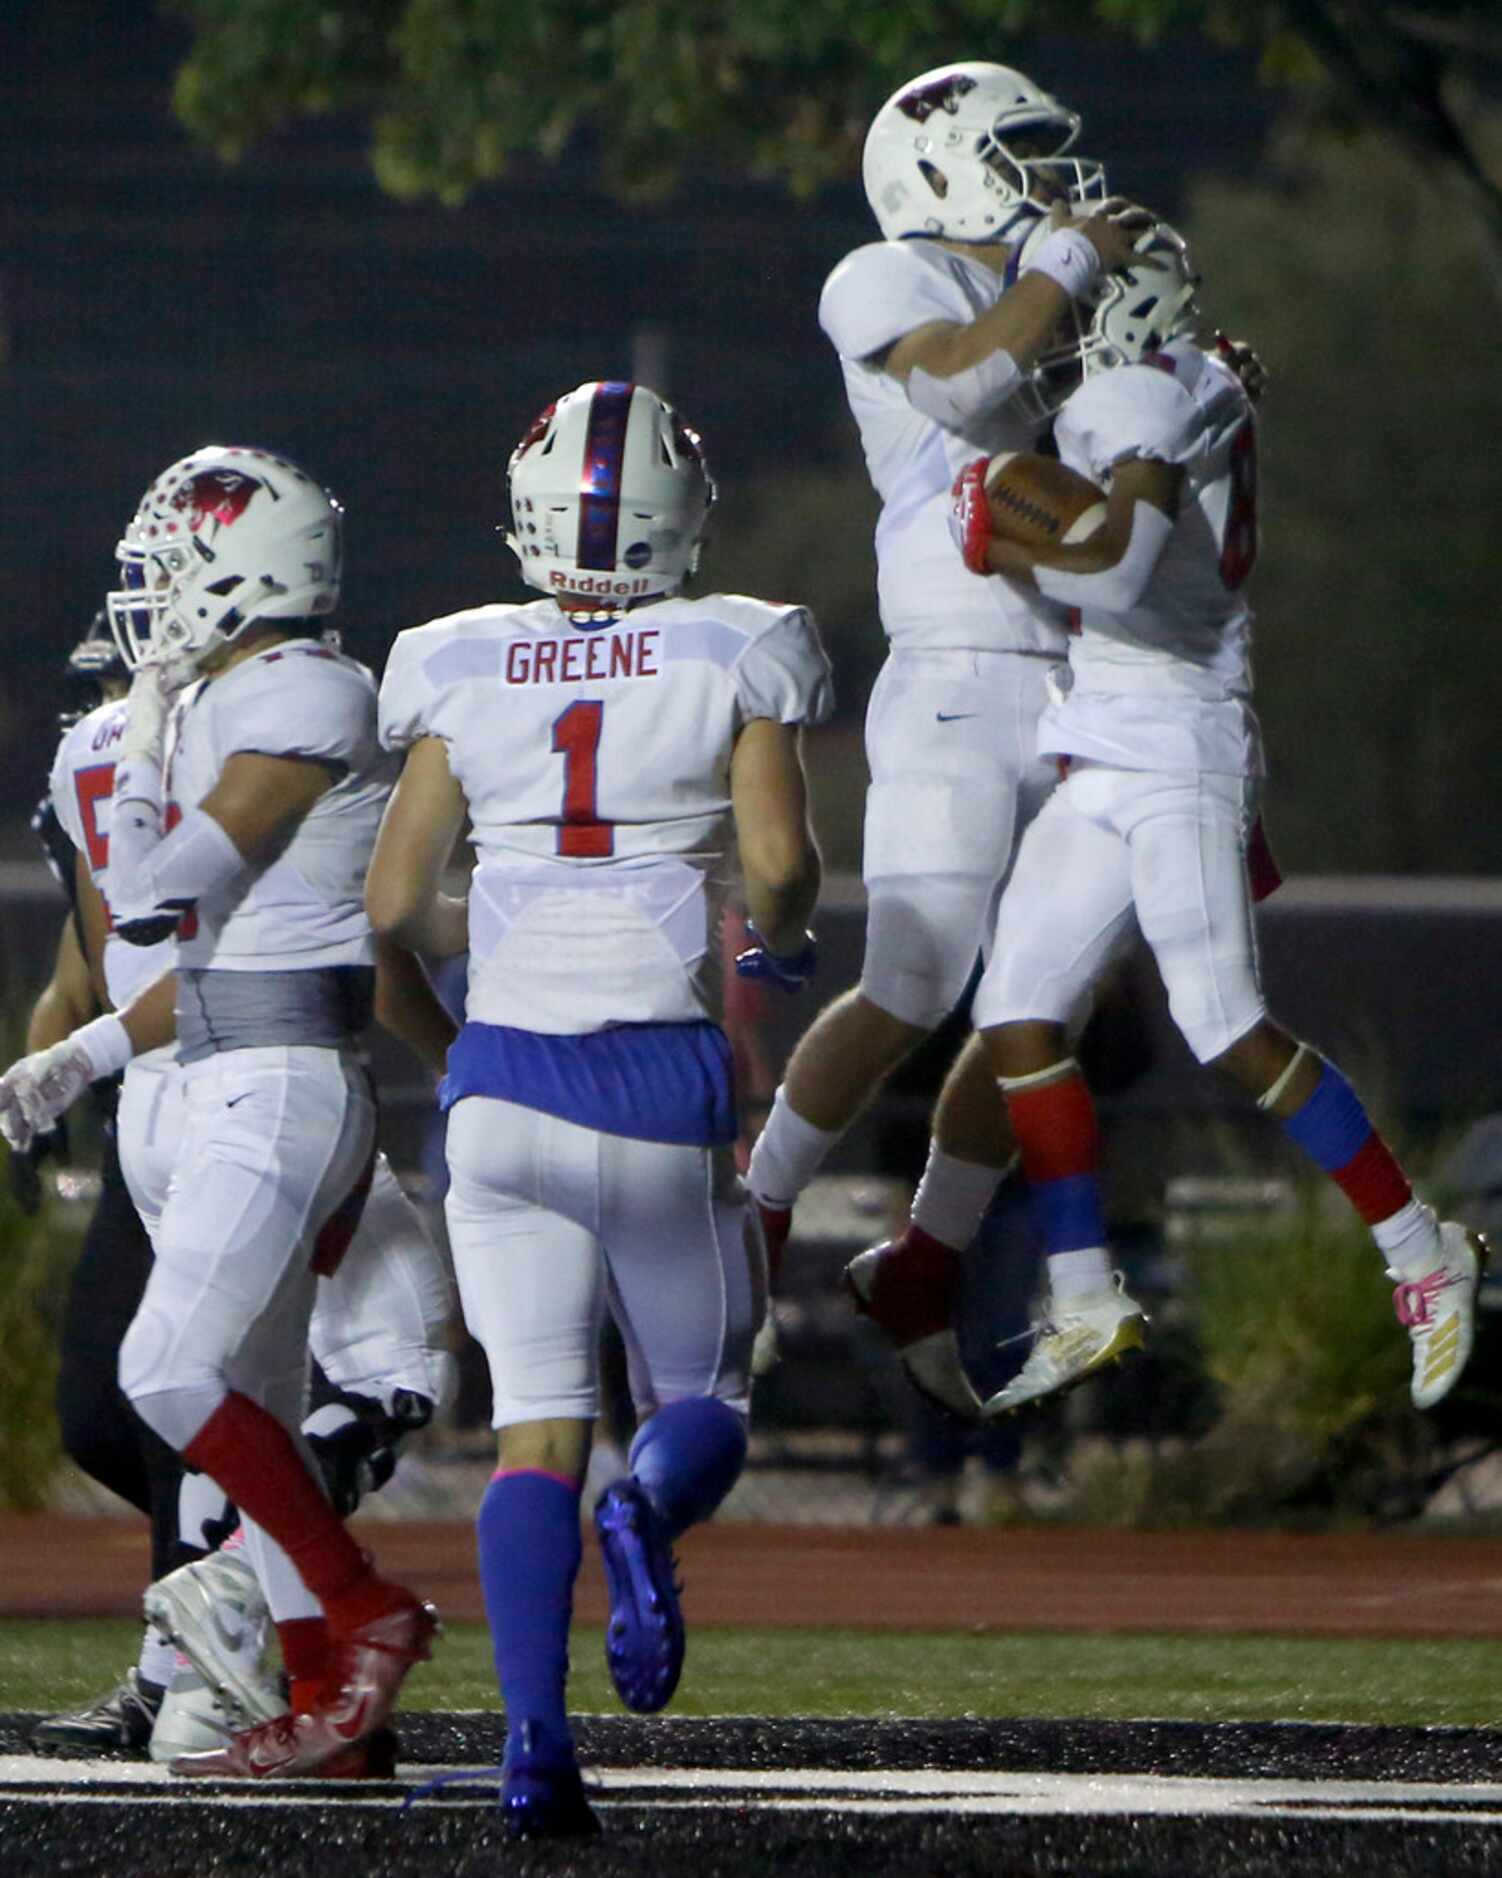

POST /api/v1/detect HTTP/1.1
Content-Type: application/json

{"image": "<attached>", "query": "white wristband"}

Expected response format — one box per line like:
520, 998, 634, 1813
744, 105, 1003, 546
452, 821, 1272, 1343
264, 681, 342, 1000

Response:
73, 1012, 134, 1081
1020, 227, 1102, 302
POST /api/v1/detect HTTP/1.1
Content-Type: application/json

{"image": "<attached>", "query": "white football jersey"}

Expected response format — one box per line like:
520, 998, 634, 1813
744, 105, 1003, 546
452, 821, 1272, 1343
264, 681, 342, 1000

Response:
1043, 341, 1264, 776
819, 237, 1070, 655
379, 592, 833, 1033
161, 639, 392, 971
48, 701, 175, 1042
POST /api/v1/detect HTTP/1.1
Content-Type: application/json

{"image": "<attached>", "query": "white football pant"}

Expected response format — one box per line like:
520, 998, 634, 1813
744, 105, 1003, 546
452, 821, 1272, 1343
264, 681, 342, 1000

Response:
859, 648, 1059, 1028
444, 1095, 755, 1429
975, 762, 1266, 1063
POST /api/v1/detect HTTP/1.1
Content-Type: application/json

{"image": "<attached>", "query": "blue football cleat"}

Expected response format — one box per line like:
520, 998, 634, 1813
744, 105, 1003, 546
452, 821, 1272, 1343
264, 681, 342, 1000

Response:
593, 1478, 685, 1714
500, 1721, 600, 1840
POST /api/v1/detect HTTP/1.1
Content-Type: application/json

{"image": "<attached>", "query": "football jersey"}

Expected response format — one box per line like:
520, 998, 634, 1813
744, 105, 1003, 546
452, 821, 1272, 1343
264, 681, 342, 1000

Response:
379, 592, 833, 1035
819, 237, 1070, 655
1042, 341, 1264, 776
48, 700, 175, 1064
160, 639, 392, 971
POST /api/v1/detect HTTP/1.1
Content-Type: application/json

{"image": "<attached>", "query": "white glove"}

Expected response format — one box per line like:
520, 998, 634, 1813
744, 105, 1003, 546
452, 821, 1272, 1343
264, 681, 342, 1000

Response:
0, 1015, 134, 1153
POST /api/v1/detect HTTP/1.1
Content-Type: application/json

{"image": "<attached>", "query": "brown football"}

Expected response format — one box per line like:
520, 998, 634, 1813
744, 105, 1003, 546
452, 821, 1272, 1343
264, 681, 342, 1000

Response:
983, 452, 1107, 549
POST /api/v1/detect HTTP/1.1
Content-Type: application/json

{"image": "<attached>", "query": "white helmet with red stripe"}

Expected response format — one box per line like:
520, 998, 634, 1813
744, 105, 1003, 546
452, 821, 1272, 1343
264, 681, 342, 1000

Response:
506, 382, 715, 604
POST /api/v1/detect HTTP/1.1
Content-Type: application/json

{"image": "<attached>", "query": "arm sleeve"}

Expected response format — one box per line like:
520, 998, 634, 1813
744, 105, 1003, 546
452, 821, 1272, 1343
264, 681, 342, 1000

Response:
819, 243, 968, 362
733, 608, 836, 727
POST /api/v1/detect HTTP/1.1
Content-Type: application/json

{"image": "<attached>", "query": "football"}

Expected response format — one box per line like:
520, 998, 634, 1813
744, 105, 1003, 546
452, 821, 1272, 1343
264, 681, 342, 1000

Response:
982, 452, 1106, 550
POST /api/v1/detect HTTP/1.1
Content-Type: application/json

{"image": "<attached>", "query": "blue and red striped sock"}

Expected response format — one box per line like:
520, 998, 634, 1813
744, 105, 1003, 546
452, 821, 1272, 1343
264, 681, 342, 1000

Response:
1280, 1059, 1412, 1225
1001, 1066, 1108, 1257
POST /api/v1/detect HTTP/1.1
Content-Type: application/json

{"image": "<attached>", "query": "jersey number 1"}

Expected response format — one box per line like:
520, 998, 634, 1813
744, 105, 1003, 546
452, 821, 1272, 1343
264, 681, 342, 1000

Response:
552, 701, 614, 857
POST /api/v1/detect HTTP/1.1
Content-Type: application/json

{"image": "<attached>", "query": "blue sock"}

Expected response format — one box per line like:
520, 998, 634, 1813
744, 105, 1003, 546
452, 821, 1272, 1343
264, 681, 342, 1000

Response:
628, 1397, 747, 1540
1029, 1173, 1107, 1256
1280, 1060, 1372, 1173
476, 1468, 581, 1757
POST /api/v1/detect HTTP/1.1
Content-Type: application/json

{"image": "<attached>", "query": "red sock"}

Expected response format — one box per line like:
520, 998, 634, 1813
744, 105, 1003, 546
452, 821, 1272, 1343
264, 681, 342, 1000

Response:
277, 1616, 329, 1715
183, 1392, 372, 1609
1003, 1070, 1099, 1183
1332, 1133, 1413, 1227
879, 1225, 962, 1319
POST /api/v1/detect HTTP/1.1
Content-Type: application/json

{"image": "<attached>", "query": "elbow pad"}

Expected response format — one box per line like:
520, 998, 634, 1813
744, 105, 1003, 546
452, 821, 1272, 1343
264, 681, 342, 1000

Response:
906, 349, 1023, 430
108, 801, 248, 946
1034, 502, 1174, 614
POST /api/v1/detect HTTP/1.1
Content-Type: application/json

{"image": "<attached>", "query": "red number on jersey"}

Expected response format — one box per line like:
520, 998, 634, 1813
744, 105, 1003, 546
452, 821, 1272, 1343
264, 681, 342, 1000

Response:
1218, 419, 1259, 591
73, 764, 114, 872
552, 700, 614, 858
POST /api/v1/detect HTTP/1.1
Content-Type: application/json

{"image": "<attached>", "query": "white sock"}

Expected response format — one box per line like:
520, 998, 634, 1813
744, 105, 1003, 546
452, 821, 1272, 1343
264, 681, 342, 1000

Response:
746, 1086, 839, 1209
1047, 1246, 1113, 1304
137, 1624, 178, 1693
1373, 1198, 1441, 1275
911, 1145, 1008, 1251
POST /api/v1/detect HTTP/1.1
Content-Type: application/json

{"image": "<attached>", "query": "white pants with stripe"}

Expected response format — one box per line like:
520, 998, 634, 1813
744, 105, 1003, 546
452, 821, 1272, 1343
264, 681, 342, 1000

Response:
443, 1095, 755, 1429
974, 762, 1266, 1063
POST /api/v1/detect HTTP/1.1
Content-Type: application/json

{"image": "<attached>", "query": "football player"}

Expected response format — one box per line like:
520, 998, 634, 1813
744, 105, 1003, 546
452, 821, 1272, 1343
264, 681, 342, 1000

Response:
744, 61, 1153, 1416
367, 382, 829, 1837
953, 227, 1488, 1414
0, 446, 441, 1777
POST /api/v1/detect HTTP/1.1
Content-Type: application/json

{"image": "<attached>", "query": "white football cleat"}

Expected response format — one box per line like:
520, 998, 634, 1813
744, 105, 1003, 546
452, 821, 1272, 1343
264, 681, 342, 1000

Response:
1391, 1222, 1490, 1411
984, 1274, 1147, 1417
143, 1547, 284, 1727
148, 1655, 284, 1763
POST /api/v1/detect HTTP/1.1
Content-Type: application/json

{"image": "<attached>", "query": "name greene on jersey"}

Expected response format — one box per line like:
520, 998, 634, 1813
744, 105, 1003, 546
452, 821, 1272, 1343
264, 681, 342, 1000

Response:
505, 624, 660, 688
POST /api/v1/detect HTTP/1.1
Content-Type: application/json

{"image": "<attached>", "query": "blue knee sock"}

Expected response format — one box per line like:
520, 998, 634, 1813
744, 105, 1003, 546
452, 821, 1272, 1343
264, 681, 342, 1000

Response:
628, 1397, 747, 1540
476, 1469, 581, 1755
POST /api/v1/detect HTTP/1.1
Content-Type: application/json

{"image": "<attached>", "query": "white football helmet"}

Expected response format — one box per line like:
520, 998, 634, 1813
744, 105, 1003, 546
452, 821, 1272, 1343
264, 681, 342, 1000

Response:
863, 62, 1105, 244
107, 445, 342, 677
1078, 223, 1200, 376
506, 382, 715, 604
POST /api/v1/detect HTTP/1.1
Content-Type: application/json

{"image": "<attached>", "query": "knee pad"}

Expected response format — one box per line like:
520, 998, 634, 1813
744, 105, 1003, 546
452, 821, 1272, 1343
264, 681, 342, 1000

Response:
119, 1306, 226, 1451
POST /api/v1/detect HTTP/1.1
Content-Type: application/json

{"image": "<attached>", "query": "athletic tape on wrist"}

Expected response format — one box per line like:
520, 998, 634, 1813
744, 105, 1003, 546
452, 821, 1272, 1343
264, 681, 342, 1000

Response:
1020, 227, 1102, 301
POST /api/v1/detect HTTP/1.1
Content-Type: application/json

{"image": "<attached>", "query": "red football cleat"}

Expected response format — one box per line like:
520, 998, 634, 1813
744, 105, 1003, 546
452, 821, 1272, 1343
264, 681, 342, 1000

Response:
172, 1593, 437, 1780
844, 1231, 982, 1421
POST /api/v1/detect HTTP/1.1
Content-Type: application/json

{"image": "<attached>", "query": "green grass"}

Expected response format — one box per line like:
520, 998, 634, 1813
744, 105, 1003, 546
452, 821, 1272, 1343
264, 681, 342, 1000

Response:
4, 1620, 1501, 1729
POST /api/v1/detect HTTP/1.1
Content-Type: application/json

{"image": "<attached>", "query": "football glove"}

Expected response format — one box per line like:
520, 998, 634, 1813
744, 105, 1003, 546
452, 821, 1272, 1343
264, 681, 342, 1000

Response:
0, 1040, 97, 1154
734, 924, 817, 993
949, 458, 994, 576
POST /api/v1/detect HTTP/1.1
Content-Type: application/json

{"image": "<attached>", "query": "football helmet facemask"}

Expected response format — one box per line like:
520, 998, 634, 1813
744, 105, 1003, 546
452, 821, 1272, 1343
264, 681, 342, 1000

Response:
863, 62, 1105, 245
1078, 223, 1200, 376
107, 445, 342, 679
506, 381, 715, 604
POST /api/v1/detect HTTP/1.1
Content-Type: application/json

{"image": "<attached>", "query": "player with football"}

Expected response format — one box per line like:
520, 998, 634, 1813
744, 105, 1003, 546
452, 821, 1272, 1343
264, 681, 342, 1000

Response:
744, 60, 1154, 1416
366, 381, 829, 1837
0, 446, 442, 1777
951, 226, 1488, 1415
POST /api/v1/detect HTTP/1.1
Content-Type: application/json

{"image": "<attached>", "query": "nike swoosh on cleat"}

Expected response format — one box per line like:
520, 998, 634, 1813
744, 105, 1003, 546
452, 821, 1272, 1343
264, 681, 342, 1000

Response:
328, 1693, 374, 1742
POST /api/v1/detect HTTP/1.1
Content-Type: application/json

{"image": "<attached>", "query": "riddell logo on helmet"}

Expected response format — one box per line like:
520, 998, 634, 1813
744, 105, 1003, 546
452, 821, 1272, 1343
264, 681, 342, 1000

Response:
548, 572, 652, 596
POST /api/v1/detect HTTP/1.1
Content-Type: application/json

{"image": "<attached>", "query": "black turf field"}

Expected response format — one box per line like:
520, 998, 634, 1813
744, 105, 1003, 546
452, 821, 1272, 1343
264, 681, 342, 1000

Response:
5, 1712, 1502, 1876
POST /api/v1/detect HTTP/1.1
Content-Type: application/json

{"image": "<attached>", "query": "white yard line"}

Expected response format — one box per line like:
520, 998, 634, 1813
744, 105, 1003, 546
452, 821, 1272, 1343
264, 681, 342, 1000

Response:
5, 1756, 1502, 1824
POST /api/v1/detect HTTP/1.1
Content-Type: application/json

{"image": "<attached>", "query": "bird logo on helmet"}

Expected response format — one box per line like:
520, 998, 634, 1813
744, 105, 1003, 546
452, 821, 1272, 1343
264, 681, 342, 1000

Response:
106, 445, 342, 681
506, 382, 716, 606
863, 61, 1106, 245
